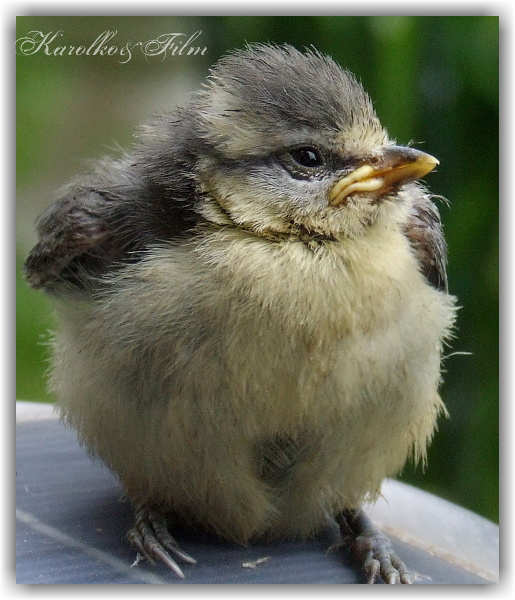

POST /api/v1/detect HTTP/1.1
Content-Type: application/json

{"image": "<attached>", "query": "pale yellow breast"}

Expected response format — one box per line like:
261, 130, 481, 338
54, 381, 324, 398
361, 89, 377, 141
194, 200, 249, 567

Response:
52, 221, 456, 542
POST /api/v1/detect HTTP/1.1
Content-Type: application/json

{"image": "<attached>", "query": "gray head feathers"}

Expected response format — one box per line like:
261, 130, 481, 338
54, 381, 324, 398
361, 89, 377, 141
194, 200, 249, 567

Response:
192, 44, 386, 158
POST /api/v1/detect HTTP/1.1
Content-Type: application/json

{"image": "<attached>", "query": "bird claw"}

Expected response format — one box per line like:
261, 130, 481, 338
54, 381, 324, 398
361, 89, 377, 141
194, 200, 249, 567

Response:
353, 529, 413, 584
336, 509, 414, 584
127, 504, 196, 578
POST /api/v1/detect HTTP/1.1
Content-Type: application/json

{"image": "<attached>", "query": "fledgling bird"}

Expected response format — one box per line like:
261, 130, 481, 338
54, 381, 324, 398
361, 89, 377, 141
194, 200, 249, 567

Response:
25, 44, 456, 584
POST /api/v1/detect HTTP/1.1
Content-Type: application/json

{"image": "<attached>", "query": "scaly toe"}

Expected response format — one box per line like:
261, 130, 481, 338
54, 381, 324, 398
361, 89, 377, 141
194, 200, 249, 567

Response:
127, 504, 196, 578
355, 532, 413, 585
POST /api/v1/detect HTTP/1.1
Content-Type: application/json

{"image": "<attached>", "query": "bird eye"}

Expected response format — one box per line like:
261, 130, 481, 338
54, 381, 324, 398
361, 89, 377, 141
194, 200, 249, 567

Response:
289, 147, 323, 168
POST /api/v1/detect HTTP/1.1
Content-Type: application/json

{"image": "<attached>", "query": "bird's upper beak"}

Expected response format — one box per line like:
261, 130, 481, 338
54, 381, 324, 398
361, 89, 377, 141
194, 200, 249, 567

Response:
328, 145, 439, 207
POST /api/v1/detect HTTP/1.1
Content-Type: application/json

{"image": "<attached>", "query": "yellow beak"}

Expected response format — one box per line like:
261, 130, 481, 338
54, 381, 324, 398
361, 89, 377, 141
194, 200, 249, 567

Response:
329, 146, 439, 207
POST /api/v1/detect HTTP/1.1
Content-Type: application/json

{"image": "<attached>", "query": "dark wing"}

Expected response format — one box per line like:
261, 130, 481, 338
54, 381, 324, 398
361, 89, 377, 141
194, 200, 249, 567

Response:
25, 110, 206, 293
24, 180, 198, 293
24, 189, 120, 291
404, 193, 448, 292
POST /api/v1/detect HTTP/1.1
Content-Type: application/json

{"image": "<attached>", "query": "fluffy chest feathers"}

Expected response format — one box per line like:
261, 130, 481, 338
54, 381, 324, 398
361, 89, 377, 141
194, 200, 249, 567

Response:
53, 220, 455, 542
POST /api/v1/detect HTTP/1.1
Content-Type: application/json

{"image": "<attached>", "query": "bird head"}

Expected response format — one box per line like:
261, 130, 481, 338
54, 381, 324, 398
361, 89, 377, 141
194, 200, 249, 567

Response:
186, 44, 439, 241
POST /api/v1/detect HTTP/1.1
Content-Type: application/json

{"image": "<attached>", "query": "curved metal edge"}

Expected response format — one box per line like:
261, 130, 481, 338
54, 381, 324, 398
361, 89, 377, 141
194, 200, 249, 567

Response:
16, 400, 58, 422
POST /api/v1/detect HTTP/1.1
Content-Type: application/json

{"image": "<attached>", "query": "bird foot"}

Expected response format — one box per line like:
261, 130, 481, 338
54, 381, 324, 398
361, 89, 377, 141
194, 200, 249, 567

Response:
127, 504, 196, 578
336, 509, 414, 584
351, 528, 413, 584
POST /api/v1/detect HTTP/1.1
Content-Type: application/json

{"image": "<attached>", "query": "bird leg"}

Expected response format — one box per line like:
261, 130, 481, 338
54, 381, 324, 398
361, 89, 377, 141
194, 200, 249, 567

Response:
336, 508, 413, 584
127, 503, 197, 578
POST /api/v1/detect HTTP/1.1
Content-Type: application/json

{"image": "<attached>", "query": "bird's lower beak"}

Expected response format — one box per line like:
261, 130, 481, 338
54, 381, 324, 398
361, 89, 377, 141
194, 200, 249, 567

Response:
328, 146, 439, 207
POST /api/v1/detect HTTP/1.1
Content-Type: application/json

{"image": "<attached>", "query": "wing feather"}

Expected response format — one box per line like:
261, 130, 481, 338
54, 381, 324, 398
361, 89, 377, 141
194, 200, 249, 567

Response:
404, 193, 448, 293
24, 189, 118, 290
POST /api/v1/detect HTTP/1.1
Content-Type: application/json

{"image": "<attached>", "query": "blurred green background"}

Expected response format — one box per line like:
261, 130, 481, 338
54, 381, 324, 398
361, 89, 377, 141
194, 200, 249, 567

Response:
16, 16, 498, 522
